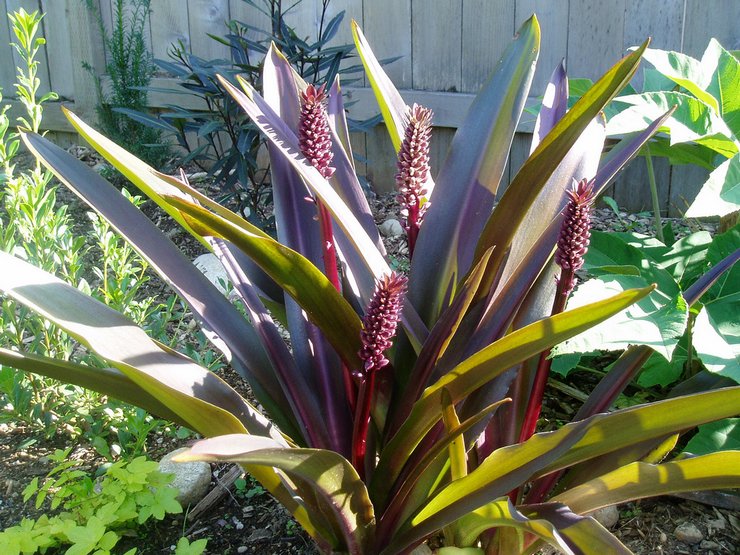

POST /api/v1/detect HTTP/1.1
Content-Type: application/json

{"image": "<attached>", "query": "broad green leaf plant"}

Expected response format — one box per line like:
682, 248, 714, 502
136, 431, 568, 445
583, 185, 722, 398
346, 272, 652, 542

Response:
568, 39, 740, 219
2, 17, 740, 554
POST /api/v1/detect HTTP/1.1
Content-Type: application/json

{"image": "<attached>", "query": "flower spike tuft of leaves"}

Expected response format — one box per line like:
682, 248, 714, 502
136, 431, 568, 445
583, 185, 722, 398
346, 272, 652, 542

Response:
396, 104, 433, 256
299, 83, 335, 180
555, 178, 596, 296
358, 272, 408, 375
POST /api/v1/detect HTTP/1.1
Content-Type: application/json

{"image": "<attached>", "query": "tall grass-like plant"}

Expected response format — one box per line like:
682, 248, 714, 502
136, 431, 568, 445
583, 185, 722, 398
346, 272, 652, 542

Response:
0, 9, 200, 449
2, 17, 740, 554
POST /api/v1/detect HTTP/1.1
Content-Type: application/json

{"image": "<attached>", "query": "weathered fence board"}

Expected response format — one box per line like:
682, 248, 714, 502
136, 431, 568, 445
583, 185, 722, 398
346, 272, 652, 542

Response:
411, 0, 462, 92
461, 0, 515, 93
0, 0, 736, 214
150, 0, 190, 60
515, 0, 568, 96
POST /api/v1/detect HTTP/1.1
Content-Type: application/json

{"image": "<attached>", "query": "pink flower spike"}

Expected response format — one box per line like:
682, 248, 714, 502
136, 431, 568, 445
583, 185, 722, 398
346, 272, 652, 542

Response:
358, 272, 408, 375
299, 83, 335, 179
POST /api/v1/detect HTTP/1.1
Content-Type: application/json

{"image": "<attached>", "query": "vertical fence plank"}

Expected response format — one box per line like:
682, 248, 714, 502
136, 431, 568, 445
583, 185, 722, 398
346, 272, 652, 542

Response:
363, 0, 410, 193
319, 0, 363, 75
150, 0, 190, 59
363, 0, 411, 87
282, 0, 318, 43
612, 154, 671, 214
515, 0, 568, 95
188, 0, 230, 59
668, 163, 710, 217
6, 0, 52, 96
503, 132, 532, 199
229, 0, 271, 66
624, 0, 683, 50
320, 0, 362, 46
682, 0, 740, 57
40, 0, 75, 99
0, 1, 17, 90
461, 0, 515, 93
411, 0, 461, 91
566, 0, 626, 79
364, 124, 397, 193
65, 0, 105, 122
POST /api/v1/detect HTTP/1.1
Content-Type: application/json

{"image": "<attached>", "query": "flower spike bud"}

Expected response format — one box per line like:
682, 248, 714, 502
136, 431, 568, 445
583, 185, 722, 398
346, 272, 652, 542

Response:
396, 104, 433, 256
555, 178, 596, 294
358, 272, 408, 374
299, 83, 335, 179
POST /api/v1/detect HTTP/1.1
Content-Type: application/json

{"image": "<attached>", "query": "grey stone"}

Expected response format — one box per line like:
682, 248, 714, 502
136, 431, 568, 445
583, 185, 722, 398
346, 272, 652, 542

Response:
674, 522, 703, 544
700, 540, 721, 551
247, 529, 271, 542
159, 448, 212, 508
193, 253, 231, 295
237, 547, 248, 554
589, 505, 619, 529
379, 218, 404, 237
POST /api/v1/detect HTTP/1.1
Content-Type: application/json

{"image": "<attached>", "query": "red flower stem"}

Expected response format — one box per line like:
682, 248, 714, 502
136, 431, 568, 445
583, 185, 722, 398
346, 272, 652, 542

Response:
316, 202, 340, 291
518, 268, 574, 444
352, 371, 375, 479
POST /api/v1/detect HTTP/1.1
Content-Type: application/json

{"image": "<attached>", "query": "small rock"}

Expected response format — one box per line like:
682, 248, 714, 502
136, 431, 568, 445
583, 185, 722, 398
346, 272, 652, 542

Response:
193, 253, 231, 295
247, 529, 271, 542
379, 218, 404, 237
408, 545, 432, 555
589, 505, 619, 529
707, 516, 726, 531
158, 448, 212, 508
92, 162, 110, 174
699, 540, 721, 551
659, 531, 667, 543
237, 547, 248, 554
674, 522, 703, 544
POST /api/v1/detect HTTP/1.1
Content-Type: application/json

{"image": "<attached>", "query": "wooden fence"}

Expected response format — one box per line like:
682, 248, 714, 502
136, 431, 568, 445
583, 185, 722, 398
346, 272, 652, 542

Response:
1, 0, 738, 215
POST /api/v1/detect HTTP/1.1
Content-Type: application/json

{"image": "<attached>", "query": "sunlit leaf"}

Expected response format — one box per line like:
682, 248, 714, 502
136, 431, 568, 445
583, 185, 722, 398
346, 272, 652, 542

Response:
176, 434, 375, 553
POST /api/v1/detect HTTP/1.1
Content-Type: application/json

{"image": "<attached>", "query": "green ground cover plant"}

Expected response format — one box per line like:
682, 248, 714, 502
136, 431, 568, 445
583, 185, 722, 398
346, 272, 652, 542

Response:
1, 15, 739, 555
0, 449, 201, 555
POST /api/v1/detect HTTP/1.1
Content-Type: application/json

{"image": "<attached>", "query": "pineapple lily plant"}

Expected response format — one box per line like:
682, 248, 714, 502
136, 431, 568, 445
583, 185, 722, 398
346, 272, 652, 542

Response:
2, 16, 740, 555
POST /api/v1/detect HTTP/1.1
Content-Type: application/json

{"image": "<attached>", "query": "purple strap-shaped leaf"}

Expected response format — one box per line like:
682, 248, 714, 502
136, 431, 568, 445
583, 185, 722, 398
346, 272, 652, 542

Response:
210, 238, 331, 449
326, 77, 389, 304
21, 132, 300, 438
0, 348, 186, 426
531, 60, 569, 152
218, 72, 428, 349
177, 434, 376, 555
472, 108, 676, 354
262, 47, 350, 454
471, 40, 651, 312
408, 16, 540, 327
522, 504, 632, 555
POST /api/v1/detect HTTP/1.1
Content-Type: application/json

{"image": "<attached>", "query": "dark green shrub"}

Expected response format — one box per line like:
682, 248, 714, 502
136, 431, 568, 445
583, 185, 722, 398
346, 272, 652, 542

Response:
84, 0, 169, 169
130, 0, 366, 228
